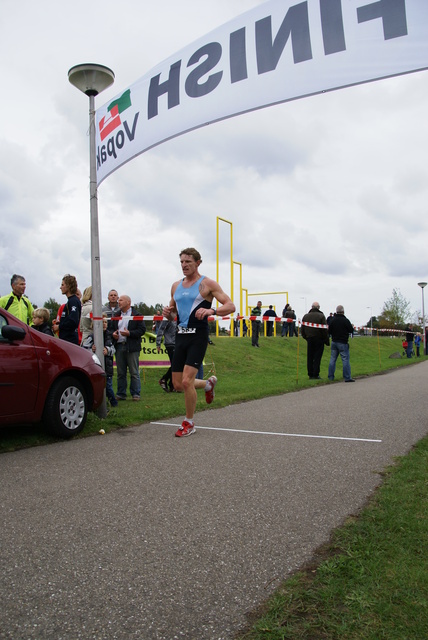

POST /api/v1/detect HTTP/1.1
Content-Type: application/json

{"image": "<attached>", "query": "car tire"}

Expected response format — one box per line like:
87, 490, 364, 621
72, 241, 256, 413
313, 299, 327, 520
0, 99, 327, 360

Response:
43, 376, 88, 438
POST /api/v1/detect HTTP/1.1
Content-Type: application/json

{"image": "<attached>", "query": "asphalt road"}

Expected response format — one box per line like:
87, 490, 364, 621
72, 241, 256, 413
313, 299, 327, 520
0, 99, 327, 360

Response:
1, 362, 427, 640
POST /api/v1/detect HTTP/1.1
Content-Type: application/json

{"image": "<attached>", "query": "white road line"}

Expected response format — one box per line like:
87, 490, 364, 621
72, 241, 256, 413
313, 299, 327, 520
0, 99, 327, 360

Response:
151, 422, 382, 443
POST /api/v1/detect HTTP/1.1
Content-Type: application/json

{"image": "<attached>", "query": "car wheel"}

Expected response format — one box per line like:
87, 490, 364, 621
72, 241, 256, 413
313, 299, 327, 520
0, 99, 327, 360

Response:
44, 377, 88, 438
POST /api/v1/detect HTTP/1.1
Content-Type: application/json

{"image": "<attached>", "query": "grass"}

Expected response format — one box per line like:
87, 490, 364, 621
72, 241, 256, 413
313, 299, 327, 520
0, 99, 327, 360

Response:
1, 334, 427, 638
235, 434, 428, 639
0, 334, 423, 452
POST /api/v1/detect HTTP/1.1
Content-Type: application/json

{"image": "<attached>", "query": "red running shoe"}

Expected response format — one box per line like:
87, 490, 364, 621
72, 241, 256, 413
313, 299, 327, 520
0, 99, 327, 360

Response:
175, 420, 196, 437
205, 375, 217, 404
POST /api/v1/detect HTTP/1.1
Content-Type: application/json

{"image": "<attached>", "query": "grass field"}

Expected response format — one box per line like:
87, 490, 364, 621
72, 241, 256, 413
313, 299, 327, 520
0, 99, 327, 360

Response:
1, 334, 427, 639
0, 334, 423, 451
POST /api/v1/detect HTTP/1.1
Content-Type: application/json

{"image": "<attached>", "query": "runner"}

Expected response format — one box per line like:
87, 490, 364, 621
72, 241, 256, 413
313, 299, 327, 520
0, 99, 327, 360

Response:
163, 248, 235, 437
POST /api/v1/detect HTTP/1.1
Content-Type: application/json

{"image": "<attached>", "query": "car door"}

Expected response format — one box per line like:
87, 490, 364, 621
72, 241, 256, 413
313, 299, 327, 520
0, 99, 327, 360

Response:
0, 312, 39, 417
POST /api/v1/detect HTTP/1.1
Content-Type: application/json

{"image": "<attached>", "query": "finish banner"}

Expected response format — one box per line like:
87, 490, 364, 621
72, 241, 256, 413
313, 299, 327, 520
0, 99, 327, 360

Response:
96, 0, 428, 184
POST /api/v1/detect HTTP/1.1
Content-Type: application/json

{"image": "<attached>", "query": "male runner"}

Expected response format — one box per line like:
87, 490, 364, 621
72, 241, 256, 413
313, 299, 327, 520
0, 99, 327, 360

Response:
163, 248, 235, 437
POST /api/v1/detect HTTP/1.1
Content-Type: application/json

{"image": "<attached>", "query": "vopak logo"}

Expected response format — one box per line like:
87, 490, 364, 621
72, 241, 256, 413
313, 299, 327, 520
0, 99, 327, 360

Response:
97, 89, 139, 170
99, 89, 132, 140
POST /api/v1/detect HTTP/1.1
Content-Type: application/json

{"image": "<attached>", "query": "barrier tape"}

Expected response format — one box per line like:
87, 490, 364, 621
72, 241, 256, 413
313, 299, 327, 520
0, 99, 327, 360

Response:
89, 313, 418, 335
91, 314, 294, 322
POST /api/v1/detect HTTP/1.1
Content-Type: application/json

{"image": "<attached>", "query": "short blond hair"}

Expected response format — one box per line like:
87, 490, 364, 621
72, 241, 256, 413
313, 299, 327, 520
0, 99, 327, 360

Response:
33, 307, 50, 323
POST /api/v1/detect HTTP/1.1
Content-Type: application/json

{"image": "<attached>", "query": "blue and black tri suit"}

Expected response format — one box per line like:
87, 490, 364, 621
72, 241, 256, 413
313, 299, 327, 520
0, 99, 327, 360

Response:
172, 275, 212, 372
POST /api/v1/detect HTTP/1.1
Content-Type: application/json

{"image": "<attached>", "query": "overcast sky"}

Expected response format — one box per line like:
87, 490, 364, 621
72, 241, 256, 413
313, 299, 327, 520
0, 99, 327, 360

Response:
1, 0, 427, 327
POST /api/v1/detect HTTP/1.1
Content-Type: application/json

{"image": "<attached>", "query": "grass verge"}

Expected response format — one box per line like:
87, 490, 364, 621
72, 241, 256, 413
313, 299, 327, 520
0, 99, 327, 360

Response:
235, 434, 428, 639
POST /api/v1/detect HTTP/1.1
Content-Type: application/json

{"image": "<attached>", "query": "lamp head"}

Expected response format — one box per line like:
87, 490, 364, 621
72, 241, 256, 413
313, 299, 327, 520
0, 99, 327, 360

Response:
418, 282, 427, 289
68, 63, 114, 97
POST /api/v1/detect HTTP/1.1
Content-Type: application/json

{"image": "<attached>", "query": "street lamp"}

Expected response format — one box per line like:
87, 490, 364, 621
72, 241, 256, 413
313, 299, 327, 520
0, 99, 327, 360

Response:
366, 306, 372, 336
418, 282, 427, 355
68, 63, 115, 418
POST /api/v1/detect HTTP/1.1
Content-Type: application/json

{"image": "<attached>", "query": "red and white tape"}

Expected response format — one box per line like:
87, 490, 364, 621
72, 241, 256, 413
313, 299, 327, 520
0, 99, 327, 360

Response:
90, 313, 417, 335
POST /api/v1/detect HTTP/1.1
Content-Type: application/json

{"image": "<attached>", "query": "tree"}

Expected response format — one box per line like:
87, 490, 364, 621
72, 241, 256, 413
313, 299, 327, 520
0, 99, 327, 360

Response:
132, 302, 162, 316
378, 289, 411, 330
43, 297, 61, 324
366, 315, 380, 329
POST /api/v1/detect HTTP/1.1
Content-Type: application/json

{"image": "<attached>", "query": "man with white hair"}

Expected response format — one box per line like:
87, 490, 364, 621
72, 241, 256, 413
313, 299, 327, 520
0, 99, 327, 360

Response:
328, 305, 355, 382
111, 295, 145, 401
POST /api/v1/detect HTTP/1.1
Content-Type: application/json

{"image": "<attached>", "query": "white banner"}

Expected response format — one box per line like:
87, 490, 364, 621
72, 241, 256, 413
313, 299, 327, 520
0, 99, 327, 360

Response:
96, 0, 428, 184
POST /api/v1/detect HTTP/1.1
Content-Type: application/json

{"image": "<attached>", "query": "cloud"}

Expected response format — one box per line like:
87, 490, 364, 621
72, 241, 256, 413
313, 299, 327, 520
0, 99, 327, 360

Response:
0, 1, 427, 326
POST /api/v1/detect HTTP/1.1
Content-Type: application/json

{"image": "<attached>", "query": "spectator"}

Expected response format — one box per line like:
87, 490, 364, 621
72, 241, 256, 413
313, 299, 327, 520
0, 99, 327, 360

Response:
328, 305, 355, 382
32, 307, 54, 336
53, 275, 81, 345
102, 289, 120, 318
111, 295, 145, 401
156, 318, 177, 392
0, 274, 34, 325
53, 288, 82, 344
301, 301, 329, 379
242, 318, 248, 337
80, 286, 93, 346
414, 332, 421, 357
264, 305, 277, 336
286, 307, 296, 337
92, 315, 118, 407
281, 303, 290, 337
404, 324, 414, 358
251, 301, 262, 347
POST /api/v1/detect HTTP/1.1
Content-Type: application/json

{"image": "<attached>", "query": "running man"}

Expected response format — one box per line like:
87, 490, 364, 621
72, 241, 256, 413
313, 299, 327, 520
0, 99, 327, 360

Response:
163, 248, 235, 437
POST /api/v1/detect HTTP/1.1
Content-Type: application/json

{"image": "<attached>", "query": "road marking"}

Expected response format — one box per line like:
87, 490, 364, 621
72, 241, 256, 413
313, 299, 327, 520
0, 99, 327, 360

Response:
151, 422, 382, 443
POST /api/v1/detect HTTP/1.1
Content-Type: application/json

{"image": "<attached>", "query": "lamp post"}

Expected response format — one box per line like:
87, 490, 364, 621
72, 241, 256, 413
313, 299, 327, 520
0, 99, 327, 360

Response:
366, 306, 372, 336
68, 63, 115, 418
418, 282, 427, 355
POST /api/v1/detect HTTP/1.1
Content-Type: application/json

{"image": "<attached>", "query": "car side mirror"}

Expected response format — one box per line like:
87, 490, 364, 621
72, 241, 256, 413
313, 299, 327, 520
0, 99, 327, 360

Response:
1, 326, 26, 342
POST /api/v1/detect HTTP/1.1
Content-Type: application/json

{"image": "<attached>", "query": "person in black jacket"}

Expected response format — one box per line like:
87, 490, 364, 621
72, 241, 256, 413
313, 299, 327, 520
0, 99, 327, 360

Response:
264, 305, 277, 336
156, 318, 177, 392
328, 305, 355, 382
55, 274, 82, 345
111, 295, 145, 401
301, 302, 329, 379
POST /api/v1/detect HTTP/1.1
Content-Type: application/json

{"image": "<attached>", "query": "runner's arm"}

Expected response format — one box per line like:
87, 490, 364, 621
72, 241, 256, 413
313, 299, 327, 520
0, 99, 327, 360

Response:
196, 278, 235, 319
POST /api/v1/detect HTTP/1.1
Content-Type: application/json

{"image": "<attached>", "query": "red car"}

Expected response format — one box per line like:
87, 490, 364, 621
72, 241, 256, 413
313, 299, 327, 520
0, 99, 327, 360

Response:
0, 308, 106, 438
